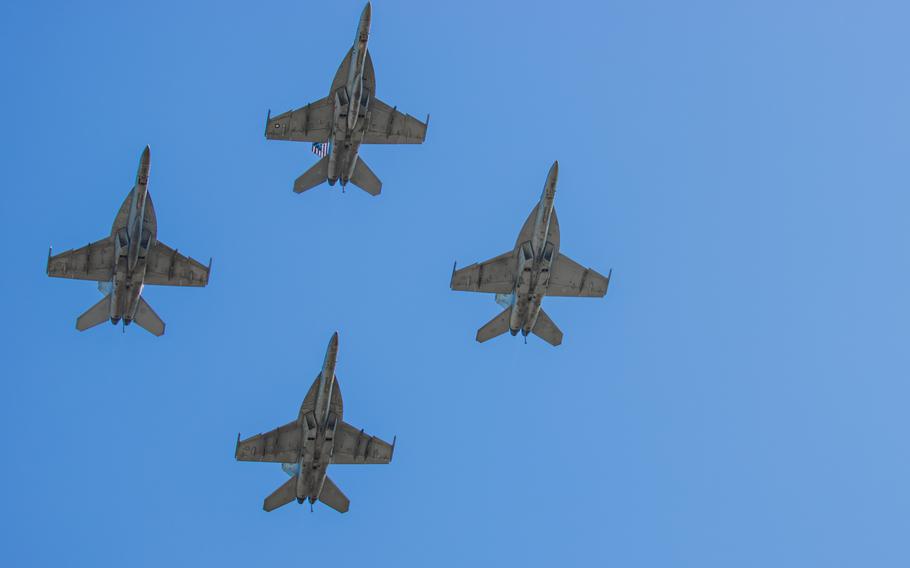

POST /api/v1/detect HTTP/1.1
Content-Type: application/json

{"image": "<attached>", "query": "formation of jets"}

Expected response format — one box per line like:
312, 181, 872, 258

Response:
45, 3, 610, 513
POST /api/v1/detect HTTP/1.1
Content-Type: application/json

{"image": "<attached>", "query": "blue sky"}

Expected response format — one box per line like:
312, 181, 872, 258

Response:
1, 0, 909, 566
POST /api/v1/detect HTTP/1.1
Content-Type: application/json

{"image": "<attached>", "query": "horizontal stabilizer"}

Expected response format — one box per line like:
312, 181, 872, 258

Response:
76, 294, 111, 331
532, 308, 563, 346
350, 157, 382, 196
476, 307, 512, 343
319, 476, 350, 513
263, 476, 298, 512
133, 296, 165, 336
294, 155, 329, 193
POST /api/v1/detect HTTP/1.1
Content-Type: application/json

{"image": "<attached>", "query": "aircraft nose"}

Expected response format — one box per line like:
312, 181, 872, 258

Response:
544, 160, 559, 194
360, 2, 372, 29
140, 145, 151, 163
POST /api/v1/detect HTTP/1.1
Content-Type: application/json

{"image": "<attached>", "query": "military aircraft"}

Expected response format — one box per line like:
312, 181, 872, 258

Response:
450, 161, 611, 346
264, 2, 428, 196
46, 146, 211, 336
235, 332, 395, 513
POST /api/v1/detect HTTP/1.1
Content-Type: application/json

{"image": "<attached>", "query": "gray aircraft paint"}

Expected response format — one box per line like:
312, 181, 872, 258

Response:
235, 332, 395, 513
46, 146, 211, 336
450, 161, 612, 346
264, 2, 428, 196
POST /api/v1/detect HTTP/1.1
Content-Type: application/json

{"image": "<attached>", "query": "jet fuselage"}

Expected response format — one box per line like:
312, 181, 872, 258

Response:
327, 2, 372, 187
293, 332, 341, 505
109, 146, 156, 326
509, 162, 560, 336
450, 160, 610, 345
345, 2, 371, 132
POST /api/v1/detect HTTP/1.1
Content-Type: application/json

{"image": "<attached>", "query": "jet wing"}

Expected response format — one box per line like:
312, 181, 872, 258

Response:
265, 96, 334, 142
144, 241, 210, 286
547, 253, 610, 297
363, 98, 428, 144
331, 421, 394, 464
235, 421, 301, 463
450, 251, 515, 294
46, 237, 116, 282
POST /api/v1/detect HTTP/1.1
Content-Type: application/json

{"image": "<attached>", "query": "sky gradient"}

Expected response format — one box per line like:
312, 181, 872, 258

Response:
1, 1, 909, 566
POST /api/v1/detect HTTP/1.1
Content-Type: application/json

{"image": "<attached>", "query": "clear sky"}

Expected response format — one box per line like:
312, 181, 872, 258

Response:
1, 0, 909, 566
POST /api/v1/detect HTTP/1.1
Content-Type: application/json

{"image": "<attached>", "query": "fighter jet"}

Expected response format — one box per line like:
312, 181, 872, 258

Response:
264, 2, 428, 196
46, 146, 211, 336
235, 332, 395, 513
450, 161, 611, 346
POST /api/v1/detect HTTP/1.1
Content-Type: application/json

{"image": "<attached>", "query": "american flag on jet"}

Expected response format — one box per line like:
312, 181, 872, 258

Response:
311, 142, 329, 158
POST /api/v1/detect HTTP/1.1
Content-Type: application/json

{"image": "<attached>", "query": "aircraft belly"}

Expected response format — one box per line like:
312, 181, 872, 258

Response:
109, 279, 122, 320
512, 293, 535, 332
509, 301, 522, 332
345, 153, 359, 181
300, 434, 316, 464
525, 299, 542, 333
123, 289, 140, 320
124, 263, 148, 318
328, 145, 339, 182
297, 465, 313, 499
331, 144, 361, 184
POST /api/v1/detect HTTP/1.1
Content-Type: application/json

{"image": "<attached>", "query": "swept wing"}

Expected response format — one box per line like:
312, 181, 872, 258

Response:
547, 253, 610, 297
47, 238, 116, 281
235, 421, 301, 463
363, 98, 428, 144
266, 96, 334, 142
450, 251, 515, 294
331, 421, 394, 464
143, 241, 210, 286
